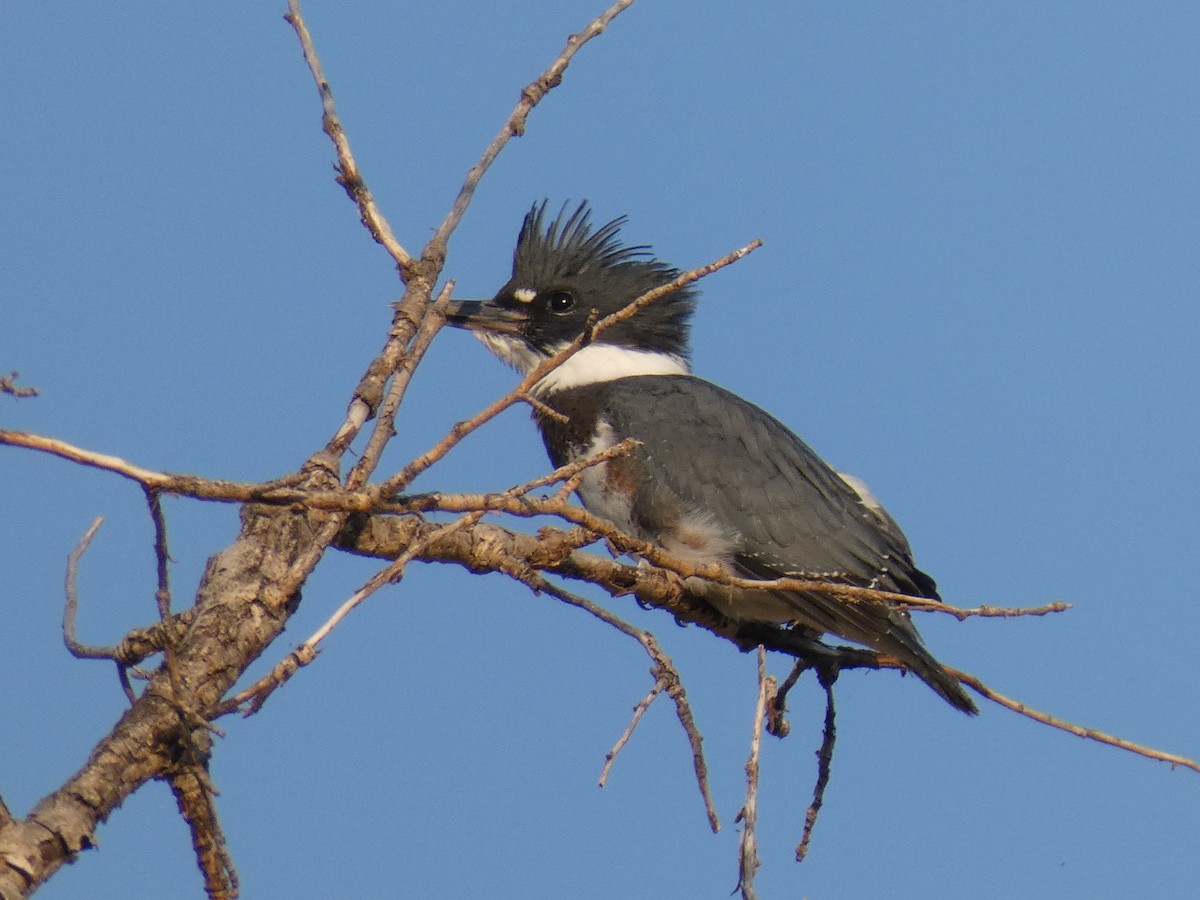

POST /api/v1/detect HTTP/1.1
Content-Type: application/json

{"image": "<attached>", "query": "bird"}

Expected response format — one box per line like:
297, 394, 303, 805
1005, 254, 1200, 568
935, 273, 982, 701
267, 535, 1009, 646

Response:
444, 201, 977, 714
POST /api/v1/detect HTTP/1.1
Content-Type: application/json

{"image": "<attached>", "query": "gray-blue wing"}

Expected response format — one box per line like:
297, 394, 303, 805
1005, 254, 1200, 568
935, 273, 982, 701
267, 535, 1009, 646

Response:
600, 376, 933, 596
594, 375, 974, 713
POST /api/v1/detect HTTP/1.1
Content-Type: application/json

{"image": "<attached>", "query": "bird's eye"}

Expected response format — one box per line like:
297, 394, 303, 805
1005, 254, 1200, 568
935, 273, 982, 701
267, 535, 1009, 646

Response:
547, 290, 575, 313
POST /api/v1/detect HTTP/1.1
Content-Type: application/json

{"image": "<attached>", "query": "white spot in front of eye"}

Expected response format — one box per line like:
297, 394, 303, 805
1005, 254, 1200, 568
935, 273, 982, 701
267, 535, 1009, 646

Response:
513, 287, 536, 304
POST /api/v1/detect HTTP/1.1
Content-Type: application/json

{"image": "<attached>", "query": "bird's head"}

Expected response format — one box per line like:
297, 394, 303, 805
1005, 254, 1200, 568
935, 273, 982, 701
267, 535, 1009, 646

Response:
444, 201, 698, 394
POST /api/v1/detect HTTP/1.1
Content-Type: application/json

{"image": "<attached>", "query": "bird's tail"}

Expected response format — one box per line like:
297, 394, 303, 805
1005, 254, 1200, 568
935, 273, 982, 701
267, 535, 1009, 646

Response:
887, 634, 978, 715
784, 589, 979, 715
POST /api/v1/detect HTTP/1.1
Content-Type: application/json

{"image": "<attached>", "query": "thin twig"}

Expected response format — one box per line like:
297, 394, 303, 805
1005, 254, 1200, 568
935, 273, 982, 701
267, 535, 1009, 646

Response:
767, 659, 807, 739
0, 371, 38, 398
525, 577, 719, 832
12, 431, 176, 488
431, 0, 637, 249
62, 518, 144, 704
63, 518, 113, 661
735, 647, 771, 900
0, 429, 315, 501
599, 677, 667, 787
949, 667, 1200, 774
215, 646, 317, 719
521, 391, 570, 424
116, 665, 139, 706
313, 513, 484, 647
144, 488, 187, 703
796, 676, 837, 862
284, 0, 415, 278
343, 281, 454, 488
144, 489, 173, 622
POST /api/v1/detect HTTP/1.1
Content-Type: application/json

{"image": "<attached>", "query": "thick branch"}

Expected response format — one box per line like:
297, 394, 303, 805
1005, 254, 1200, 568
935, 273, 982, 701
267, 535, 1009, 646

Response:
0, 481, 342, 896
167, 768, 237, 900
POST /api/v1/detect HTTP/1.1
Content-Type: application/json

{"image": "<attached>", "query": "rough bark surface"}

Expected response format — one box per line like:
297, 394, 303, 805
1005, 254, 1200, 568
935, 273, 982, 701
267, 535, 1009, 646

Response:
0, 468, 339, 898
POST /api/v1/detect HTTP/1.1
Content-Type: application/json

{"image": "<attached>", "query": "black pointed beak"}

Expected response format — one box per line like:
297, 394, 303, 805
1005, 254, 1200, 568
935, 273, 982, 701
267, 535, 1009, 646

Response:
442, 299, 529, 336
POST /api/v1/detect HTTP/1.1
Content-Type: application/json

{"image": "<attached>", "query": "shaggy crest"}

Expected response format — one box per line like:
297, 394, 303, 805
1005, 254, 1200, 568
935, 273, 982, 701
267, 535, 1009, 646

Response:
505, 201, 698, 360
514, 201, 654, 279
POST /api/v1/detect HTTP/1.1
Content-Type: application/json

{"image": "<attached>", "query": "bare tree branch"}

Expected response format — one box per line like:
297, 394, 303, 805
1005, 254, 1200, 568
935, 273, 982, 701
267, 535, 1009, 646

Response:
528, 577, 720, 833
284, 0, 416, 278
62, 518, 123, 663
339, 280, 454, 487
796, 676, 837, 862
735, 647, 771, 900
2, 1, 1193, 895
431, 0, 638, 250
396, 486, 1068, 621
0, 371, 38, 399
167, 767, 237, 900
0, 0, 709, 893
599, 679, 666, 788
950, 667, 1200, 775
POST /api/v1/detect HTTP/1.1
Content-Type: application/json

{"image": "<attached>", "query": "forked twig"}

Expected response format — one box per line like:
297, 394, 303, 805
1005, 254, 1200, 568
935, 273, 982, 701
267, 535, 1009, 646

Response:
217, 442, 633, 716
526, 577, 719, 833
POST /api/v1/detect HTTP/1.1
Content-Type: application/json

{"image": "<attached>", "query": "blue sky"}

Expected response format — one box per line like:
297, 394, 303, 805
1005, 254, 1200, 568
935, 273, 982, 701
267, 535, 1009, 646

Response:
3, 2, 1198, 897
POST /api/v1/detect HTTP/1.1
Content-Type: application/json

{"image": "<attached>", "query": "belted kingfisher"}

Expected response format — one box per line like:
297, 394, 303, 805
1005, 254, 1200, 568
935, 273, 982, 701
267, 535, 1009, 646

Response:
445, 202, 976, 714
